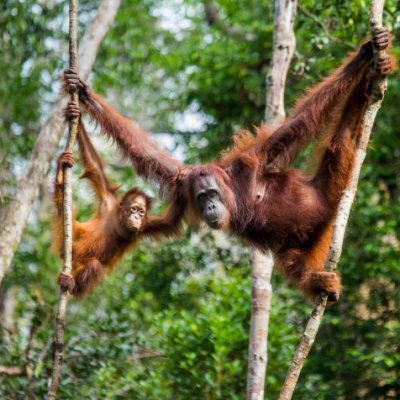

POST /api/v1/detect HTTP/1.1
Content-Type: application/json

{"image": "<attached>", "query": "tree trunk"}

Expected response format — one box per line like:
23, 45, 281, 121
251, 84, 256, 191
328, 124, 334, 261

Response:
0, 0, 122, 287
265, 0, 298, 125
278, 1, 387, 398
246, 1, 297, 399
0, 286, 17, 347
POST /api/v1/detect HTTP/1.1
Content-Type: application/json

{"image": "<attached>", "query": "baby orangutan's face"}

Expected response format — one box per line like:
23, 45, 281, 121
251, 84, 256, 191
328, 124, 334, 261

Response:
120, 195, 147, 233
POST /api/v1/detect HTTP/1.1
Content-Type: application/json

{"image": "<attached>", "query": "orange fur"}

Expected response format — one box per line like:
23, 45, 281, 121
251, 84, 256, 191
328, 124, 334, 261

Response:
54, 120, 184, 298
68, 33, 393, 301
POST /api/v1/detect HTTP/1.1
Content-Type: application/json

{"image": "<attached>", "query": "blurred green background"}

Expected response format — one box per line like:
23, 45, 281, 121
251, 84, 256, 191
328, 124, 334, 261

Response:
0, 0, 399, 398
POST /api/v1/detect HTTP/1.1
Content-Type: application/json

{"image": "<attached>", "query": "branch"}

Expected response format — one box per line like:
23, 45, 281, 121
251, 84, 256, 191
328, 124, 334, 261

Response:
201, 0, 256, 41
0, 0, 122, 286
128, 346, 165, 361
278, 1, 388, 399
298, 4, 355, 49
246, 1, 297, 399
265, 0, 298, 125
33, 336, 53, 376
0, 365, 25, 377
24, 289, 47, 365
0, 291, 47, 380
48, 1, 79, 396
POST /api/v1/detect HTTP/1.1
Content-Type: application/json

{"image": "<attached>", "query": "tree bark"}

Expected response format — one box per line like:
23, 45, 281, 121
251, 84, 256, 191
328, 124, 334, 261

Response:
0, 286, 17, 347
246, 1, 297, 399
246, 251, 274, 400
265, 0, 298, 125
0, 0, 121, 287
278, 1, 387, 398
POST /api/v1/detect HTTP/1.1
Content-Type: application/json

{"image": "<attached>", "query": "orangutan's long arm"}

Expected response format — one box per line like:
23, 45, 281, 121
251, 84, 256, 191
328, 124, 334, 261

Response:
76, 119, 118, 205
142, 195, 187, 239
64, 70, 183, 193
258, 31, 391, 167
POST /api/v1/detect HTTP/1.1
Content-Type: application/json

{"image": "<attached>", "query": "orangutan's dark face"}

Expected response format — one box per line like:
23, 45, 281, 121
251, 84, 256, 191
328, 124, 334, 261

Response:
192, 173, 229, 229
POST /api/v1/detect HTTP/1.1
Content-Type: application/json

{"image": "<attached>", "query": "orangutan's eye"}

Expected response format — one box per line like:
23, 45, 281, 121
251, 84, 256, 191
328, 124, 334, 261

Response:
197, 193, 207, 202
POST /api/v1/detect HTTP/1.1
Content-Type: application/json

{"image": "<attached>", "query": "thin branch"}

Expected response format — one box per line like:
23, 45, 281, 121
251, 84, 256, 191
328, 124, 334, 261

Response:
201, 0, 256, 41
298, 4, 355, 49
48, 1, 79, 396
34, 336, 53, 374
24, 288, 47, 363
0, 295, 47, 380
246, 1, 297, 399
128, 346, 165, 361
0, 366, 25, 376
278, 1, 388, 398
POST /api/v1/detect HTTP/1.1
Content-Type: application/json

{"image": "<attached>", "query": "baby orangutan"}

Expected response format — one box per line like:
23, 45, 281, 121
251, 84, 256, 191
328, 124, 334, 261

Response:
54, 102, 184, 298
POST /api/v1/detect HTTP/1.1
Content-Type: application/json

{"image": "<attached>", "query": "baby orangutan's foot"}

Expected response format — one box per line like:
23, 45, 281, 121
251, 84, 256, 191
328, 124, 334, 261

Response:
376, 54, 393, 75
58, 151, 74, 169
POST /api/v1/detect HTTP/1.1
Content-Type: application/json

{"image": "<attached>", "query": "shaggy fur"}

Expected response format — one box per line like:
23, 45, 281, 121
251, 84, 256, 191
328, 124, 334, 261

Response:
54, 121, 185, 298
66, 33, 393, 300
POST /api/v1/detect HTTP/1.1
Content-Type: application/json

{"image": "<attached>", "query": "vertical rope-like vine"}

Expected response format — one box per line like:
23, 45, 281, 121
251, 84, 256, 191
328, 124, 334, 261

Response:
48, 1, 79, 398
278, 1, 387, 398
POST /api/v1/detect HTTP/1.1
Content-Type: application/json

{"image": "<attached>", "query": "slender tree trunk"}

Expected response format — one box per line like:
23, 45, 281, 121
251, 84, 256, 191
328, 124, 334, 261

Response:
246, 251, 273, 400
48, 1, 80, 397
0, 0, 122, 287
278, 1, 387, 398
47, 2, 121, 398
265, 0, 298, 126
0, 286, 17, 347
246, 1, 297, 399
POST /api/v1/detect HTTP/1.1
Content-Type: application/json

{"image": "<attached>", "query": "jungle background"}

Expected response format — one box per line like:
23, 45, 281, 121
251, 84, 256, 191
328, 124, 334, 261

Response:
0, 0, 399, 398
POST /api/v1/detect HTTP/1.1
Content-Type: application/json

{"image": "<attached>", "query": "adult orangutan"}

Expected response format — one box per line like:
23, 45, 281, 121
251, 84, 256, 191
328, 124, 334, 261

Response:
63, 29, 393, 300
54, 103, 185, 298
